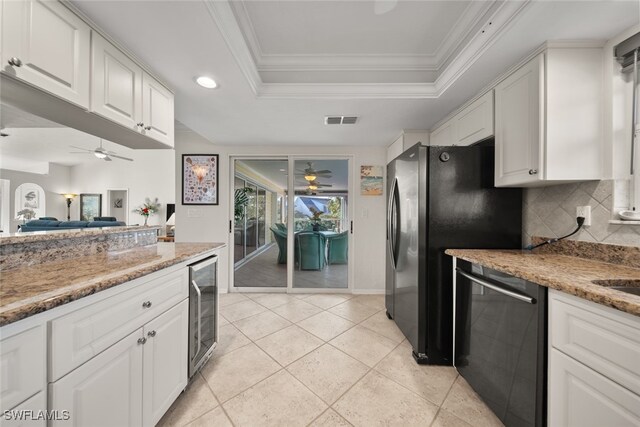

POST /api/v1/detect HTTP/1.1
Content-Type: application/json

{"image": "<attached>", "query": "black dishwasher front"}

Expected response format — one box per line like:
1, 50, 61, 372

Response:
455, 260, 547, 427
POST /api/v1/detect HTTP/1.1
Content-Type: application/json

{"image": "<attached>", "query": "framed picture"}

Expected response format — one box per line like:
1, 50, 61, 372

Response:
14, 183, 46, 220
80, 194, 102, 221
182, 154, 219, 205
360, 165, 383, 196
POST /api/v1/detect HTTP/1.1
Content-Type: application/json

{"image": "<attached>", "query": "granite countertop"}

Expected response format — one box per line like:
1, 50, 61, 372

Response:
445, 249, 640, 317
0, 242, 225, 326
0, 225, 161, 245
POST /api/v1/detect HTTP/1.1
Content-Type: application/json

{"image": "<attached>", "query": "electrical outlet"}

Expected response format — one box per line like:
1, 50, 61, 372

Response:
576, 206, 591, 226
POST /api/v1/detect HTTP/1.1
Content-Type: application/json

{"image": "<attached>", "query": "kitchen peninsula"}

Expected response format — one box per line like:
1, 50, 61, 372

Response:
0, 226, 225, 426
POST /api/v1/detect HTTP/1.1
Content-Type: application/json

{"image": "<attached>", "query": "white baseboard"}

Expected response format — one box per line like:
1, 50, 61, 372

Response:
352, 289, 385, 295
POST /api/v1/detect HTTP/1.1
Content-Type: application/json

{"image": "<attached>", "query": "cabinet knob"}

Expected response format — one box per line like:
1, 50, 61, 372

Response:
137, 122, 144, 127
147, 330, 156, 337
528, 169, 538, 175
137, 337, 147, 345
144, 126, 151, 131
8, 57, 22, 67
142, 301, 152, 308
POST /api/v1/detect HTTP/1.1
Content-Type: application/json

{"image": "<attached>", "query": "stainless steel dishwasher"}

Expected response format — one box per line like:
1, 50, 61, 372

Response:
455, 260, 547, 427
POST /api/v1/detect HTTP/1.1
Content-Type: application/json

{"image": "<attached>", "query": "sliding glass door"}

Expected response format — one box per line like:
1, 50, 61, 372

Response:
233, 159, 288, 288
231, 156, 350, 291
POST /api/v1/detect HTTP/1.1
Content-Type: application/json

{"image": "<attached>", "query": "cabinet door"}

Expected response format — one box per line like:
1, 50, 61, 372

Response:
455, 91, 494, 146
142, 300, 188, 427
50, 329, 144, 427
91, 33, 143, 131
430, 120, 455, 146
0, 325, 45, 411
495, 54, 543, 187
1, 0, 90, 108
141, 72, 174, 147
1, 391, 46, 427
548, 349, 640, 427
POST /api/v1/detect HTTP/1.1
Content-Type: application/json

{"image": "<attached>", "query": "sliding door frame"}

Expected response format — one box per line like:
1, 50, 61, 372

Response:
228, 154, 354, 294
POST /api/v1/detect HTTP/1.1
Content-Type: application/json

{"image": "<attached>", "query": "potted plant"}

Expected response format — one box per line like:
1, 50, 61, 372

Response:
308, 207, 324, 231
133, 197, 161, 226
234, 187, 254, 222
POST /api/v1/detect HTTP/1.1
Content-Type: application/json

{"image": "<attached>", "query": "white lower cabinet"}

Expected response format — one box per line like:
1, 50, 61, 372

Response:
49, 329, 144, 427
49, 299, 188, 427
548, 290, 640, 427
1, 391, 47, 427
142, 300, 188, 427
549, 349, 640, 427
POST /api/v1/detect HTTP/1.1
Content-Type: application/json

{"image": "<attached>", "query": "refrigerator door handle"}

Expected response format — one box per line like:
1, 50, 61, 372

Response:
387, 177, 398, 269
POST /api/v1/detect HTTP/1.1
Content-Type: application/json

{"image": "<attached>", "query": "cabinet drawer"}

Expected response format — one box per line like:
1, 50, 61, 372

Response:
1, 391, 47, 427
50, 269, 187, 381
0, 325, 45, 411
550, 292, 640, 395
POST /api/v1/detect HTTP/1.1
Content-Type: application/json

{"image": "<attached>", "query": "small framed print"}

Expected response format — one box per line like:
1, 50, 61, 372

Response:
182, 154, 219, 205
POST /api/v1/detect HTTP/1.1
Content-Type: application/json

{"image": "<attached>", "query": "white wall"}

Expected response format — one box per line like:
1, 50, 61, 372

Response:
0, 164, 71, 231
174, 128, 387, 294
69, 150, 175, 225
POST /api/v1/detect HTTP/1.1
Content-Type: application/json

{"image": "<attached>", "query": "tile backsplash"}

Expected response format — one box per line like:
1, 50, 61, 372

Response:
523, 180, 640, 247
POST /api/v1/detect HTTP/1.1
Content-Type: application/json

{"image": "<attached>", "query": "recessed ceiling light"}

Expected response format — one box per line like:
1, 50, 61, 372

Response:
196, 76, 217, 89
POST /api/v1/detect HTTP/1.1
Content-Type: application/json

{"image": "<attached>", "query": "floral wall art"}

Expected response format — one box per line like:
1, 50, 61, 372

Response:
182, 154, 219, 205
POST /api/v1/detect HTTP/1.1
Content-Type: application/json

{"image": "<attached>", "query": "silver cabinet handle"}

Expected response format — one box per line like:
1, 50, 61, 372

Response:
144, 125, 151, 131
137, 337, 147, 345
528, 169, 538, 175
142, 301, 152, 308
191, 280, 202, 358
456, 268, 535, 304
137, 122, 144, 127
8, 57, 22, 67
147, 330, 156, 337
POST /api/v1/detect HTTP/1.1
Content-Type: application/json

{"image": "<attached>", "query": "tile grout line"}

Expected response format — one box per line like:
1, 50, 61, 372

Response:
198, 371, 238, 427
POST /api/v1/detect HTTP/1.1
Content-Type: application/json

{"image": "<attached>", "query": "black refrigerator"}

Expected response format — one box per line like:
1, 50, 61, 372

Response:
385, 141, 522, 365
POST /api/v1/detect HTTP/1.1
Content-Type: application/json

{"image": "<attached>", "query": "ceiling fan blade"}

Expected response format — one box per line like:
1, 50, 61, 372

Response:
69, 151, 93, 154
317, 184, 333, 187
104, 156, 113, 162
69, 145, 92, 152
314, 170, 332, 174
109, 154, 134, 161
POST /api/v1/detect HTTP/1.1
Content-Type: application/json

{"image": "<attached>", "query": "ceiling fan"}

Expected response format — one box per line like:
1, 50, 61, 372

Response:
295, 162, 332, 181
69, 139, 133, 162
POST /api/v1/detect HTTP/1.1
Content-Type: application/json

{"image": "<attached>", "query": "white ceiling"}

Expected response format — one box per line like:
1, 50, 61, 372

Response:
236, 159, 349, 192
69, 0, 639, 147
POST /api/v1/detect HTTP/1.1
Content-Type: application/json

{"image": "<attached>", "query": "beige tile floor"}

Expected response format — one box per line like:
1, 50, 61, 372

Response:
157, 293, 504, 427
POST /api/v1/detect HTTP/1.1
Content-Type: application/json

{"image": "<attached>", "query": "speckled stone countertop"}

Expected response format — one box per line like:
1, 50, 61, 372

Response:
445, 249, 640, 317
0, 242, 225, 326
0, 225, 160, 245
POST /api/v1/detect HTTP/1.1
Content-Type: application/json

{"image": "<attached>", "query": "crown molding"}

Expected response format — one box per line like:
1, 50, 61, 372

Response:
204, 0, 532, 99
229, 0, 495, 73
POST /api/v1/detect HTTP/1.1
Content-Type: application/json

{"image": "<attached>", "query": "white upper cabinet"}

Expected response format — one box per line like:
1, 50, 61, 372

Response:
91, 33, 143, 131
1, 0, 90, 108
142, 72, 174, 147
495, 47, 604, 187
495, 54, 542, 186
430, 91, 494, 147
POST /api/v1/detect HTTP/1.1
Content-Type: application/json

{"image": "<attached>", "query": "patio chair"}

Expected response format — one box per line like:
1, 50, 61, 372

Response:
327, 231, 348, 264
275, 223, 287, 232
296, 232, 327, 270
270, 226, 287, 264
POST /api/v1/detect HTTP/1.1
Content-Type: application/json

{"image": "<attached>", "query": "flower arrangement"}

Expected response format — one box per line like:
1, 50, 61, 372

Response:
16, 208, 36, 222
133, 197, 161, 226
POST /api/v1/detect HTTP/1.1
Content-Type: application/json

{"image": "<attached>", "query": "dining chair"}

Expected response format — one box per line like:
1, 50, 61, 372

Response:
296, 232, 327, 270
327, 231, 348, 264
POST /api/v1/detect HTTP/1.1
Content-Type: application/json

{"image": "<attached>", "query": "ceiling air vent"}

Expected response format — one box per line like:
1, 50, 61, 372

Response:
324, 116, 358, 125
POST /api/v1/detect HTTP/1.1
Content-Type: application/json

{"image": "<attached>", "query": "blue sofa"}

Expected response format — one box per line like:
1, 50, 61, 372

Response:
20, 218, 126, 232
